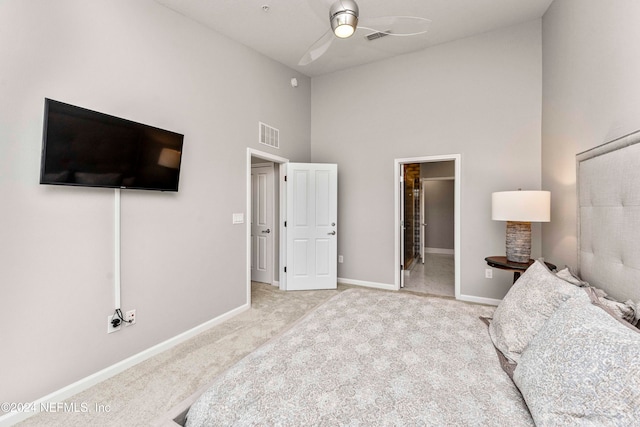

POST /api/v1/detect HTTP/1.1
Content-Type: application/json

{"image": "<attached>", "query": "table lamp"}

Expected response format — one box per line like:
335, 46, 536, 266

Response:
492, 190, 550, 263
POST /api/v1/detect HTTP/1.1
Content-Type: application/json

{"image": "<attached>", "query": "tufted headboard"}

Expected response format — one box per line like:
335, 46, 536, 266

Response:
577, 130, 640, 303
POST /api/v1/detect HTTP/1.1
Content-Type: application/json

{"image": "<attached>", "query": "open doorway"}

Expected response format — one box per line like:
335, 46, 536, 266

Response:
246, 149, 288, 306
409, 174, 455, 296
245, 149, 339, 305
394, 155, 461, 299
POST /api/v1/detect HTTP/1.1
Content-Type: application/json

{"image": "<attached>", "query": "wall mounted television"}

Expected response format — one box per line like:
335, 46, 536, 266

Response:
40, 98, 184, 192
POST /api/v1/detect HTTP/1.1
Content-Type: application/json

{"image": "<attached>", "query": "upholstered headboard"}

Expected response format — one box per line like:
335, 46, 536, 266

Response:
577, 130, 640, 303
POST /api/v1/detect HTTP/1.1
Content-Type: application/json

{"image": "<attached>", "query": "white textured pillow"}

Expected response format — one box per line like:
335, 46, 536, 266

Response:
489, 260, 582, 363
555, 266, 589, 286
556, 267, 640, 328
513, 294, 640, 426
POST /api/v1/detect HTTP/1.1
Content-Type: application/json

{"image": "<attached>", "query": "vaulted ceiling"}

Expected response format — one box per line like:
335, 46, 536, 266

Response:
155, 0, 553, 77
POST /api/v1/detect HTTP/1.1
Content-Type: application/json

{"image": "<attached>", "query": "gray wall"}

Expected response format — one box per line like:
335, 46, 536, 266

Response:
421, 162, 455, 251
0, 0, 310, 404
541, 0, 640, 270
423, 180, 455, 250
420, 161, 455, 179
311, 20, 543, 299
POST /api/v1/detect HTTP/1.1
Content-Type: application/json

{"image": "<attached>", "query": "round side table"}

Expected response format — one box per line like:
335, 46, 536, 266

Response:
485, 256, 557, 284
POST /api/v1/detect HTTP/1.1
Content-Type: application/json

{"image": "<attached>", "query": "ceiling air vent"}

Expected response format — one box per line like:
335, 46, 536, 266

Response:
259, 122, 280, 149
366, 30, 391, 41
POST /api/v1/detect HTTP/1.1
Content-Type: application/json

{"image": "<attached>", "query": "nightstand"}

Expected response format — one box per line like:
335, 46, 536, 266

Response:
485, 256, 557, 284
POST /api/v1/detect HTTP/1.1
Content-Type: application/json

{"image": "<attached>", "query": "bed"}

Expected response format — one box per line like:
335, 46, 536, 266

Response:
157, 131, 640, 426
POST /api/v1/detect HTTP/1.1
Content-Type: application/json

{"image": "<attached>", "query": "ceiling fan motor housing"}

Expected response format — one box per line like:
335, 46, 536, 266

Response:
330, 0, 359, 38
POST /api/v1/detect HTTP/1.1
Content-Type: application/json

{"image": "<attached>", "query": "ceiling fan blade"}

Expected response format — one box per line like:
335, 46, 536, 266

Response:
358, 16, 431, 37
298, 30, 334, 66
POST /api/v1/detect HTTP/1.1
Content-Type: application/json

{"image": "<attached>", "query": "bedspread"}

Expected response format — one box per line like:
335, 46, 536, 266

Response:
185, 289, 533, 426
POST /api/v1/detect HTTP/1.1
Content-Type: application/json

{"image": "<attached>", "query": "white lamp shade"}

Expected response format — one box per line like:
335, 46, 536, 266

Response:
492, 191, 550, 222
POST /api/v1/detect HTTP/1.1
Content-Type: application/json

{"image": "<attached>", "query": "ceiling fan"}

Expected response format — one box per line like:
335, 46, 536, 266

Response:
299, 0, 431, 66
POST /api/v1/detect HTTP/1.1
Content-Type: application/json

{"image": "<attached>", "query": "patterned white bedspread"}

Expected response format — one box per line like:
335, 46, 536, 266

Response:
185, 289, 533, 426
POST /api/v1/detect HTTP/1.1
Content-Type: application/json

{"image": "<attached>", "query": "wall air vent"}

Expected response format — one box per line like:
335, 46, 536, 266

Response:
259, 122, 280, 149
366, 30, 391, 41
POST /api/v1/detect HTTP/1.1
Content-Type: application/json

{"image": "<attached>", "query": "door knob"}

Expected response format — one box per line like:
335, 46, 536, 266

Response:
262, 229, 271, 234
328, 231, 336, 235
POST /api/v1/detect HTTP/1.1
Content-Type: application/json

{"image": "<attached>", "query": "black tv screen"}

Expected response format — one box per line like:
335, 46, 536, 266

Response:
40, 99, 184, 191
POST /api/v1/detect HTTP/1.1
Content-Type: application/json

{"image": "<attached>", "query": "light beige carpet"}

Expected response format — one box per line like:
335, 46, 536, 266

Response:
18, 283, 349, 426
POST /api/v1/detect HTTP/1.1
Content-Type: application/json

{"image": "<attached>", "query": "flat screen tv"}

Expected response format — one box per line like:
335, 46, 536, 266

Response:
40, 98, 184, 191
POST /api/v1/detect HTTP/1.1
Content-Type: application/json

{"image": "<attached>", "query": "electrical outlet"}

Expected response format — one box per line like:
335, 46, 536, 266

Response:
338, 255, 344, 263
485, 269, 493, 279
125, 309, 136, 326
107, 315, 121, 334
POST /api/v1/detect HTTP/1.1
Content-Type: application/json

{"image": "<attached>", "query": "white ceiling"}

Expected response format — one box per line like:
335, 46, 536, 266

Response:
154, 0, 554, 77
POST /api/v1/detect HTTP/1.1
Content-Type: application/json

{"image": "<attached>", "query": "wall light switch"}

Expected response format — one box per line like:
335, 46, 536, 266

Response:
232, 213, 244, 224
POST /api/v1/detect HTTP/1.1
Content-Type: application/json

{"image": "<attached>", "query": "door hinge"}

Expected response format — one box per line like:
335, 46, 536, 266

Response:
284, 221, 287, 227
284, 175, 287, 182
284, 266, 287, 273
401, 264, 404, 271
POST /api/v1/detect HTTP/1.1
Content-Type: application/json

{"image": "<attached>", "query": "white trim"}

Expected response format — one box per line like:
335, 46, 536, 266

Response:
246, 148, 289, 302
457, 294, 501, 306
394, 154, 461, 300
338, 277, 396, 291
424, 247, 455, 255
272, 280, 280, 287
0, 302, 250, 427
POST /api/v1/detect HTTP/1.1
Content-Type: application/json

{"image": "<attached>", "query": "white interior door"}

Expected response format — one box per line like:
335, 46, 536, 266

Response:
251, 164, 274, 284
285, 163, 337, 291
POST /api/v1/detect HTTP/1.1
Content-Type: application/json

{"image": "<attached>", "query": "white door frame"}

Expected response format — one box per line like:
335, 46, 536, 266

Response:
394, 155, 461, 299
246, 148, 289, 306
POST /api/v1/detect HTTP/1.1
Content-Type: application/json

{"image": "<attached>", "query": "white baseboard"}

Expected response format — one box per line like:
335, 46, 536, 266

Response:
457, 294, 502, 306
338, 277, 396, 291
339, 278, 500, 306
0, 303, 250, 427
424, 247, 455, 255
272, 280, 280, 287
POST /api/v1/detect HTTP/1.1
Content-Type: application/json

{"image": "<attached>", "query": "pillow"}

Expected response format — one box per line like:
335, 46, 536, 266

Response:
513, 293, 640, 426
555, 266, 589, 287
584, 287, 640, 331
599, 297, 640, 327
556, 267, 640, 328
489, 260, 582, 363
480, 317, 516, 379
